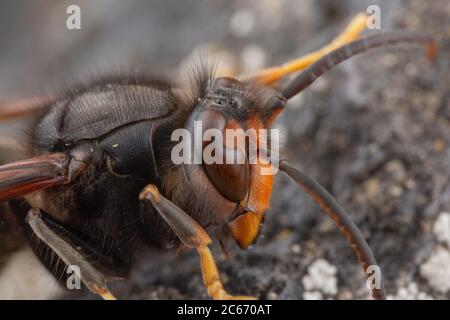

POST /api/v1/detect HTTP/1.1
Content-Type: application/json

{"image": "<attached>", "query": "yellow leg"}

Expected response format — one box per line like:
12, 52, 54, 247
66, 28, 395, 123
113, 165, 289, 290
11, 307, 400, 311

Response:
92, 285, 117, 300
248, 12, 369, 85
198, 246, 255, 300
140, 185, 256, 300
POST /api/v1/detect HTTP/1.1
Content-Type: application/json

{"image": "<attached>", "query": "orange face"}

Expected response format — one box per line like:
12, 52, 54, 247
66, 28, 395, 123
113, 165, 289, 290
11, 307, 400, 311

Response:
228, 115, 276, 248
184, 77, 285, 248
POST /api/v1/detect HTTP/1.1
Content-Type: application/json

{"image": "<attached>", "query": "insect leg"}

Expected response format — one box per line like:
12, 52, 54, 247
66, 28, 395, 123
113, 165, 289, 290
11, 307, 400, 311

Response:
22, 207, 116, 300
140, 184, 255, 300
279, 160, 385, 299
247, 12, 368, 84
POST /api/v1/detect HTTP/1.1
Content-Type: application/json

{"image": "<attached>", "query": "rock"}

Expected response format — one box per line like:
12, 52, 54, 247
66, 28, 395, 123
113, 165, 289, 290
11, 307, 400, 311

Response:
302, 259, 338, 297
303, 291, 323, 300
433, 212, 450, 247
420, 247, 450, 294
387, 282, 433, 300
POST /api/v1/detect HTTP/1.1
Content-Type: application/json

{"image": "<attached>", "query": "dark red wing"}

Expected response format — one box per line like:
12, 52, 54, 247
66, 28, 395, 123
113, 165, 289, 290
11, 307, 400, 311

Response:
0, 153, 69, 202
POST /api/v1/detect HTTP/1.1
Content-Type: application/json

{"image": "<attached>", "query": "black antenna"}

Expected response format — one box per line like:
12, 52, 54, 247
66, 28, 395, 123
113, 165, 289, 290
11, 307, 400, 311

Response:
279, 160, 386, 299
283, 31, 436, 100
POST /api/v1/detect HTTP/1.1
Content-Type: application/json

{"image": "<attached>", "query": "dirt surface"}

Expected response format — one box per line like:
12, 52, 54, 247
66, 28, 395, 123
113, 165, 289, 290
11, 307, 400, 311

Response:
0, 0, 449, 299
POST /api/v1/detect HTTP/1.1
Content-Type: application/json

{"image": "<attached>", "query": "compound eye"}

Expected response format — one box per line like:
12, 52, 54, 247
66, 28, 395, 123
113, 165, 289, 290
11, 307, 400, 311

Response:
203, 148, 249, 203
196, 109, 249, 203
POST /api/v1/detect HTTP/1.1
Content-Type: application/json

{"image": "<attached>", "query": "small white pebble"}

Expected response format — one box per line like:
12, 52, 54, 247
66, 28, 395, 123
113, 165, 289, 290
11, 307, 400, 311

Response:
420, 247, 450, 293
266, 291, 278, 300
407, 282, 418, 295
389, 185, 403, 197
303, 291, 323, 300
291, 244, 301, 254
397, 287, 410, 299
302, 259, 338, 296
433, 212, 450, 247
417, 292, 433, 300
388, 281, 432, 300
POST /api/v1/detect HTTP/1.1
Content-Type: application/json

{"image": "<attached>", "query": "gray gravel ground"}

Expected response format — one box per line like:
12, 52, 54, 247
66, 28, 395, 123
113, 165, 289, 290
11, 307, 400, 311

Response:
0, 0, 449, 299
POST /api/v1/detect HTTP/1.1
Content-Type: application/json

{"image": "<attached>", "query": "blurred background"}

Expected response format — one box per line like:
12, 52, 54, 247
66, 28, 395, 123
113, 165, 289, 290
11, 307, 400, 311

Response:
0, 0, 449, 299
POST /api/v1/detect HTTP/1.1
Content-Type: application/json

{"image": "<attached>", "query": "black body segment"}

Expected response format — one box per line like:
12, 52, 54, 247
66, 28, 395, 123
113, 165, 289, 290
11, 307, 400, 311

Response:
4, 80, 186, 285
99, 121, 159, 178
34, 83, 176, 152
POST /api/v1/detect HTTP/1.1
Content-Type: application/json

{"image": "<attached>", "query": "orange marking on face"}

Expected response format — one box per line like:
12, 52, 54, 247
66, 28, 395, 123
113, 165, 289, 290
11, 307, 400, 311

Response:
245, 116, 274, 213
227, 115, 275, 248
247, 169, 274, 212
228, 211, 263, 248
